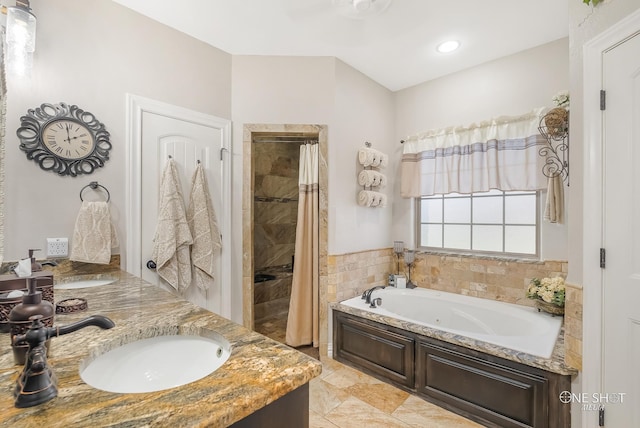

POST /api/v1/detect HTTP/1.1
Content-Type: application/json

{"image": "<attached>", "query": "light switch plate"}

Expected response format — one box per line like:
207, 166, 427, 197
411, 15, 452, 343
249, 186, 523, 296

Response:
47, 237, 68, 257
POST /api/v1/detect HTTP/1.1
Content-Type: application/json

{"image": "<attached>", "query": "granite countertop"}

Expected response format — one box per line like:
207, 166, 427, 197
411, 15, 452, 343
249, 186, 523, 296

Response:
0, 271, 322, 427
331, 301, 578, 376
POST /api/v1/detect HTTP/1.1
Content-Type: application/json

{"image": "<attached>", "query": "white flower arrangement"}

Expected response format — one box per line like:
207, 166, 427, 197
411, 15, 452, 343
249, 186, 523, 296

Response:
527, 277, 566, 307
552, 90, 570, 108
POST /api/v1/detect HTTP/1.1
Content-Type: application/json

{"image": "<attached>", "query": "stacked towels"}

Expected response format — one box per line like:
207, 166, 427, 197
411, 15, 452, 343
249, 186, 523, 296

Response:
358, 170, 387, 187
358, 190, 387, 208
358, 148, 389, 168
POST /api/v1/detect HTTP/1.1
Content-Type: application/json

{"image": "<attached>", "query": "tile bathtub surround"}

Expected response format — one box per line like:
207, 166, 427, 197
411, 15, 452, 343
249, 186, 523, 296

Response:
327, 248, 394, 303
0, 271, 321, 427
564, 281, 583, 370
408, 253, 568, 307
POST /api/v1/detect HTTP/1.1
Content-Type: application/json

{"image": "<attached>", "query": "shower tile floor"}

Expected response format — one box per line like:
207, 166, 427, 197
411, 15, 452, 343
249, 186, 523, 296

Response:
255, 317, 481, 427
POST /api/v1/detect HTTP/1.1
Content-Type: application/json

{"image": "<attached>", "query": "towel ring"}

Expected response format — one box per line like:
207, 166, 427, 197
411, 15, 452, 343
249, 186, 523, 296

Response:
80, 181, 110, 203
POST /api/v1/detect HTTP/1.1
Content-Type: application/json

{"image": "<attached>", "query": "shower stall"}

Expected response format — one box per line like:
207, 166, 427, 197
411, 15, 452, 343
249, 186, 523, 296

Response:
252, 133, 317, 343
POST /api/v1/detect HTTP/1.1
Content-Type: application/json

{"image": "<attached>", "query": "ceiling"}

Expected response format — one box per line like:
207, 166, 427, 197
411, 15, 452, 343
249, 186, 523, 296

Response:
111, 0, 569, 92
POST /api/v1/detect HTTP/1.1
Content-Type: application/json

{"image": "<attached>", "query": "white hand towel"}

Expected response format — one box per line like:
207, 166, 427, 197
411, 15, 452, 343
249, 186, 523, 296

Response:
358, 170, 375, 187
187, 164, 222, 292
358, 148, 375, 167
377, 172, 387, 188
70, 201, 118, 264
151, 159, 193, 291
358, 190, 375, 207
379, 153, 389, 168
544, 174, 564, 223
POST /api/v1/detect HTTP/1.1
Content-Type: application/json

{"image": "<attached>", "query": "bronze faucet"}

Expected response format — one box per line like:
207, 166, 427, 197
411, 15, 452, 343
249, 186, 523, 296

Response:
12, 314, 115, 408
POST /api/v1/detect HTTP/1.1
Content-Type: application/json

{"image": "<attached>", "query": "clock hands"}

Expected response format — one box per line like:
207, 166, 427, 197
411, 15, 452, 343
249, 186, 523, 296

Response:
64, 123, 72, 144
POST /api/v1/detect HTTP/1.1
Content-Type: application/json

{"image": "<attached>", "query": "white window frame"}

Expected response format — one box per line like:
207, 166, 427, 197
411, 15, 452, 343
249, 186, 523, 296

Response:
416, 191, 540, 259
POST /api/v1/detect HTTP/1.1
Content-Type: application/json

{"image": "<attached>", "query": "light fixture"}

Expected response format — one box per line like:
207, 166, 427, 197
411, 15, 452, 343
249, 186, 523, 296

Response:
436, 40, 460, 54
332, 0, 393, 19
5, 0, 36, 77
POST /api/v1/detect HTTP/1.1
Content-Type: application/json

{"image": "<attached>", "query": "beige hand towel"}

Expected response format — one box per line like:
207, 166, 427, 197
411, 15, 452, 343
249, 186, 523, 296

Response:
70, 201, 118, 264
151, 159, 193, 291
544, 174, 564, 223
187, 164, 222, 292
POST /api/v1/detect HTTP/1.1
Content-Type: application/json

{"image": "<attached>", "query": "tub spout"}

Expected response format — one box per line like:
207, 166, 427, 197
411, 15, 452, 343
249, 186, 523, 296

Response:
362, 285, 386, 304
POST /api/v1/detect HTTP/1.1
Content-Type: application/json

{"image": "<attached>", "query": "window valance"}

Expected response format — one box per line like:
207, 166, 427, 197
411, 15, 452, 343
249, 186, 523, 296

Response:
401, 108, 549, 197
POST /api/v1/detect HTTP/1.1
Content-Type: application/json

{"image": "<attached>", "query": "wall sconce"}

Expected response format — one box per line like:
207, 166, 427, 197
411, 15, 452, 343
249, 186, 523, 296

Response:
4, 0, 36, 77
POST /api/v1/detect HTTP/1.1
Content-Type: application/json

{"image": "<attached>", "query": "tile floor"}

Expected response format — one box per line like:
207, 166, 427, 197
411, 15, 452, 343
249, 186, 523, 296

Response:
255, 315, 481, 427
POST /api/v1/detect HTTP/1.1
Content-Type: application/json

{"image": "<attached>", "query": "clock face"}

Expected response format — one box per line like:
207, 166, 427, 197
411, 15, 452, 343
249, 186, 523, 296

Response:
17, 103, 111, 176
42, 119, 96, 160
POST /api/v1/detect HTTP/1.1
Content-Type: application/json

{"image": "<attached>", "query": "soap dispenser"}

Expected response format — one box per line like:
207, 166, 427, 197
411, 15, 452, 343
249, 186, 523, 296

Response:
8, 278, 55, 365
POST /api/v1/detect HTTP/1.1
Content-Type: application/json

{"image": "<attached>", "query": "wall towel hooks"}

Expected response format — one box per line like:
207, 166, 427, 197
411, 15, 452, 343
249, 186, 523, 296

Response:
79, 181, 110, 202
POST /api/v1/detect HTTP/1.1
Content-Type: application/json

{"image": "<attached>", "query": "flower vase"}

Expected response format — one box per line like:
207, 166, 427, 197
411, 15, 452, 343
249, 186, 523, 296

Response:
535, 299, 564, 316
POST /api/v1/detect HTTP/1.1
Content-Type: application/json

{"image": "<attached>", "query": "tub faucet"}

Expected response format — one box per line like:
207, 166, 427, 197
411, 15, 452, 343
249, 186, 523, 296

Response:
12, 314, 115, 408
362, 286, 386, 304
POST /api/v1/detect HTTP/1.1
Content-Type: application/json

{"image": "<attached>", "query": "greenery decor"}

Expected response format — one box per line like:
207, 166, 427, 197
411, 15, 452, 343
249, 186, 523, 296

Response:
527, 277, 566, 307
583, 0, 602, 5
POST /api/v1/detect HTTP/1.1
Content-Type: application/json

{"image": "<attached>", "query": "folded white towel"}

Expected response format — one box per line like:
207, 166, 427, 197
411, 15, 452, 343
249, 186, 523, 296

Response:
358, 170, 375, 187
152, 159, 193, 291
358, 147, 388, 168
70, 201, 118, 264
187, 164, 222, 292
379, 153, 389, 168
358, 190, 386, 208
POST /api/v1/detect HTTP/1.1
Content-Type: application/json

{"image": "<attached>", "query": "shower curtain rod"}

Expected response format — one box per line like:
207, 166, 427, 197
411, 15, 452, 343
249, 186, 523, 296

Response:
252, 139, 318, 144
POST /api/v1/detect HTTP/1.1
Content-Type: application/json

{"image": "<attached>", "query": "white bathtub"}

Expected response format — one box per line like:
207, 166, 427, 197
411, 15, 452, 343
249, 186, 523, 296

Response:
340, 287, 562, 358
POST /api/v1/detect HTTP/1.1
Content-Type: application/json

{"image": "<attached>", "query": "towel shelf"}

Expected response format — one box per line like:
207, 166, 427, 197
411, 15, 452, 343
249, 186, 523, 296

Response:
79, 181, 110, 202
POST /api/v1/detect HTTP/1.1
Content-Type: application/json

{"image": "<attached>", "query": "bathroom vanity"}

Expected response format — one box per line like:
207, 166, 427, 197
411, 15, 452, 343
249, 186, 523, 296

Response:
0, 271, 321, 427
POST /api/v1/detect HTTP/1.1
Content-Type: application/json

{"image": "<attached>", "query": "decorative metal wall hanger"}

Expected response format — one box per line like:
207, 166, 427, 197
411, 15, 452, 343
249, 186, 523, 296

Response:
79, 181, 110, 202
538, 108, 569, 185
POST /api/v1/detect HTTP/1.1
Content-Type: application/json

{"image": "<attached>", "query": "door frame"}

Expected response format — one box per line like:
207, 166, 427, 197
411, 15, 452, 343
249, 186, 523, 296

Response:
125, 94, 232, 318
583, 8, 640, 423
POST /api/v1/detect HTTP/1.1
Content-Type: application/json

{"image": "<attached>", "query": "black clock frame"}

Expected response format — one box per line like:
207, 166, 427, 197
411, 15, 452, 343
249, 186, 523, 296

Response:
17, 102, 111, 177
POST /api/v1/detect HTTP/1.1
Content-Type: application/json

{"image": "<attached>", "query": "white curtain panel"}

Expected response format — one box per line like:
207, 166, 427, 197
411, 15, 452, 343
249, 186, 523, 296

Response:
401, 108, 549, 197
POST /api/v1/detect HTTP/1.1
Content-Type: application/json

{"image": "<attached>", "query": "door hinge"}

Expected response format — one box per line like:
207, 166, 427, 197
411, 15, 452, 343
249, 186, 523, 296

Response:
600, 90, 606, 110
599, 405, 605, 426
600, 248, 606, 269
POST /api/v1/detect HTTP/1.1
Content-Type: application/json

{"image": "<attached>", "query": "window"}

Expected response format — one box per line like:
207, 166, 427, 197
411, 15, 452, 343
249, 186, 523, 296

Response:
418, 190, 538, 257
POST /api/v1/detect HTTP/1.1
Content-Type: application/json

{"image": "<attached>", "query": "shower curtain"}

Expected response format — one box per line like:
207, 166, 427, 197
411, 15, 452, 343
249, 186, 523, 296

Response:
285, 143, 319, 348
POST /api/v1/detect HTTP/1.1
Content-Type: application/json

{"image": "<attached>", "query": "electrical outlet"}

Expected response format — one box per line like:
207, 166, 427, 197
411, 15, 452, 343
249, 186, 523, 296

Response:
47, 237, 68, 257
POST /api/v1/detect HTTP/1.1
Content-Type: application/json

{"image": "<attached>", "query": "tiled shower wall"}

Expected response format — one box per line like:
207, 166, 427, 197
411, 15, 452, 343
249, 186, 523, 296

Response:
327, 249, 581, 369
253, 142, 299, 322
253, 142, 299, 271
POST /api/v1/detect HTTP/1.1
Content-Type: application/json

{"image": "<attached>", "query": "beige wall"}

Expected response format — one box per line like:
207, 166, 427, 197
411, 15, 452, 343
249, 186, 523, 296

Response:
4, 0, 231, 262
392, 38, 570, 261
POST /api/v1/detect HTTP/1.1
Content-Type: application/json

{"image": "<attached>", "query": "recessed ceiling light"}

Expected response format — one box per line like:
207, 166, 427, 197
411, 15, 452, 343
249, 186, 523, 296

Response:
436, 40, 460, 54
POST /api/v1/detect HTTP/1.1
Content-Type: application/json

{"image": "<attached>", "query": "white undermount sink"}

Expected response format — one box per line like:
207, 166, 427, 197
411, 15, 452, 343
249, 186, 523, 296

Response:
80, 334, 231, 393
55, 278, 116, 290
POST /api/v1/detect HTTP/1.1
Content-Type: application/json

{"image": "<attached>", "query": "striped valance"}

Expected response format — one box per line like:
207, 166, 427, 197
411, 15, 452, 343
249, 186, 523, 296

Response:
401, 108, 549, 197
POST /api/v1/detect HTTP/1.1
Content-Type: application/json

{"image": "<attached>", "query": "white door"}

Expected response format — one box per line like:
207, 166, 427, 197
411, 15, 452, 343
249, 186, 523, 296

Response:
126, 95, 231, 318
602, 32, 640, 427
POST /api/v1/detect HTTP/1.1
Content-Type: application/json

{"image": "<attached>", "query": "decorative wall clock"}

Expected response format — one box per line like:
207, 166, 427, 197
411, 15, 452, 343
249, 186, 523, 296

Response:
17, 102, 111, 176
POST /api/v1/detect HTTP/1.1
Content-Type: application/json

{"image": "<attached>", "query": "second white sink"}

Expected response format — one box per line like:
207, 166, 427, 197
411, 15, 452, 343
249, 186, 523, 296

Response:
80, 334, 231, 393
55, 279, 115, 290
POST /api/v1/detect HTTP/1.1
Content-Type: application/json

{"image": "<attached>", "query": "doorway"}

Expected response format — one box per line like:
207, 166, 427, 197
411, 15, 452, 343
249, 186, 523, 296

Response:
242, 123, 329, 354
126, 94, 232, 317
583, 9, 640, 428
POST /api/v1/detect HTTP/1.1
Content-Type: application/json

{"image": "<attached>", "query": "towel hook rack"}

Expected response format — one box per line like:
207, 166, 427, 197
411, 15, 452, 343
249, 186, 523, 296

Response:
80, 181, 110, 202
